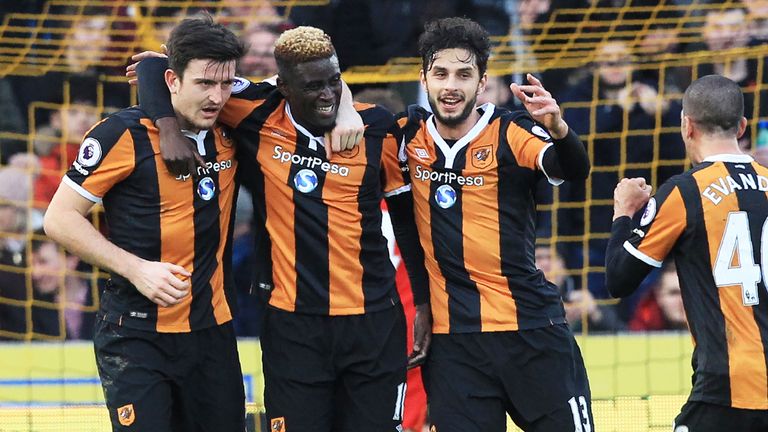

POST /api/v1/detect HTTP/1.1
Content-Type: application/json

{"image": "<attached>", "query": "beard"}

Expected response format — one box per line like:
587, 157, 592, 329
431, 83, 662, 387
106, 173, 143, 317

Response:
428, 92, 479, 127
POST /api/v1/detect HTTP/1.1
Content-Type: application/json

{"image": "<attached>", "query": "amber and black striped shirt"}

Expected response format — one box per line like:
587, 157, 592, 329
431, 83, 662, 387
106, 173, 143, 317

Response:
607, 154, 768, 409
398, 104, 566, 334
64, 107, 238, 333
219, 81, 409, 315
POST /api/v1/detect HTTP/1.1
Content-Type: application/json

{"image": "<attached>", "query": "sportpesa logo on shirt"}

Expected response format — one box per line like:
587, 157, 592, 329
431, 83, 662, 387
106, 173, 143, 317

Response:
435, 184, 457, 209
197, 177, 216, 201
294, 169, 318, 193
413, 165, 484, 186
273, 145, 350, 176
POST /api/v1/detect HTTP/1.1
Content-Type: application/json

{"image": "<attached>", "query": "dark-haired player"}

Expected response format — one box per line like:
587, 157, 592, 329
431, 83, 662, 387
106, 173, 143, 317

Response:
398, 17, 594, 432
137, 26, 430, 432
44, 14, 246, 431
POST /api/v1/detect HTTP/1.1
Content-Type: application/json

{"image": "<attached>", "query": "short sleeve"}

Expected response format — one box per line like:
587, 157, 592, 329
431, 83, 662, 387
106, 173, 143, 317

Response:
63, 115, 136, 203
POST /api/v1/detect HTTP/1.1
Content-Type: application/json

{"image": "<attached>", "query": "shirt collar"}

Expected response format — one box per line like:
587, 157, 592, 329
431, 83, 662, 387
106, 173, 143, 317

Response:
285, 103, 325, 151
181, 129, 208, 156
702, 153, 754, 163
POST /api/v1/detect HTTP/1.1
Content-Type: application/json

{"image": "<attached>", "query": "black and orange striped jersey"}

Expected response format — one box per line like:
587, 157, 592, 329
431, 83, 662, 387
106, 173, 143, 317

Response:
218, 80, 409, 315
64, 107, 238, 333
398, 104, 567, 334
606, 154, 768, 410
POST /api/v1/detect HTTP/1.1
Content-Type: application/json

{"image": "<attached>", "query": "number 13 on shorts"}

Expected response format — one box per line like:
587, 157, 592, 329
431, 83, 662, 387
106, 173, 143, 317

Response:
568, 395, 592, 432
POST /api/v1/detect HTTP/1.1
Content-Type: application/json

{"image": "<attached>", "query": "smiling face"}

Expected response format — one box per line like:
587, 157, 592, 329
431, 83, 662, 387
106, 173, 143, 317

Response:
421, 48, 487, 128
278, 55, 342, 136
167, 58, 236, 132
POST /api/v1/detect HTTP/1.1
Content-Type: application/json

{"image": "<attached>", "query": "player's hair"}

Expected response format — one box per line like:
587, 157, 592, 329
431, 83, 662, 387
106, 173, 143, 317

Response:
682, 75, 744, 136
274, 26, 336, 76
418, 17, 491, 77
166, 12, 246, 79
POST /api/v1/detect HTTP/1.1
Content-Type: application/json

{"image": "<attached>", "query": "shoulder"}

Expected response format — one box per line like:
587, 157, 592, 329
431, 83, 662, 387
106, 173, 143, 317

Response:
229, 76, 280, 101
85, 107, 146, 143
502, 109, 553, 142
357, 103, 396, 136
394, 104, 429, 125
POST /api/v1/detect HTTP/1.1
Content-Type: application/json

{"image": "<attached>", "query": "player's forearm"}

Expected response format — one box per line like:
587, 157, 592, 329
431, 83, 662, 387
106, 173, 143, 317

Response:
137, 57, 175, 122
543, 127, 590, 181
44, 206, 142, 281
604, 216, 651, 298
385, 192, 430, 305
338, 80, 356, 117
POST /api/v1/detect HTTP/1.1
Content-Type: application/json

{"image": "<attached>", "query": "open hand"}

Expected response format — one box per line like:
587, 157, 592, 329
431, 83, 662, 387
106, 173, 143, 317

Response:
510, 73, 568, 139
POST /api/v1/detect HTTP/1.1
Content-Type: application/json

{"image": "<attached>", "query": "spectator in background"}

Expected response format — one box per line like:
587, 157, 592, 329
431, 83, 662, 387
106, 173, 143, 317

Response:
354, 86, 406, 114
476, 74, 512, 108
30, 233, 96, 339
238, 23, 282, 78
0, 166, 35, 339
746, 0, 768, 43
64, 14, 112, 74
514, 0, 588, 98
536, 245, 625, 333
629, 261, 687, 331
557, 38, 685, 298
9, 9, 130, 132
635, 21, 690, 95
218, 1, 282, 33
698, 7, 767, 148
33, 99, 100, 207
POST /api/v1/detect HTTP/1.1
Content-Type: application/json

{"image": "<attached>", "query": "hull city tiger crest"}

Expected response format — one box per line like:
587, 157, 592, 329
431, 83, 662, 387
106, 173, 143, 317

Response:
336, 145, 360, 159
117, 403, 135, 426
271, 416, 286, 432
471, 145, 494, 169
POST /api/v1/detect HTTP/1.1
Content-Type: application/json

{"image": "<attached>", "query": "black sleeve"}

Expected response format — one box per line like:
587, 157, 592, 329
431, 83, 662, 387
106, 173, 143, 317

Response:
385, 191, 430, 306
541, 127, 590, 181
136, 57, 175, 122
605, 216, 655, 298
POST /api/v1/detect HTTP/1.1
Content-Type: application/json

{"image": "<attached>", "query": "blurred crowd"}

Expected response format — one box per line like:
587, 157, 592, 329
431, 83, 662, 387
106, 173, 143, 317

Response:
1, 0, 767, 340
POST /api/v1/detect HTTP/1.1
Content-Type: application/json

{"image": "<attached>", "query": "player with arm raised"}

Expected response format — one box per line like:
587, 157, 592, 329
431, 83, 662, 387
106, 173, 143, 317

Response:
606, 75, 768, 431
398, 17, 593, 432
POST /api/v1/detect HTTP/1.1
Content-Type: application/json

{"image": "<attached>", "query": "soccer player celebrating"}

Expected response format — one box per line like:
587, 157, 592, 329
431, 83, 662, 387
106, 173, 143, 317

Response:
606, 75, 768, 431
398, 17, 593, 431
137, 26, 430, 432
44, 15, 247, 431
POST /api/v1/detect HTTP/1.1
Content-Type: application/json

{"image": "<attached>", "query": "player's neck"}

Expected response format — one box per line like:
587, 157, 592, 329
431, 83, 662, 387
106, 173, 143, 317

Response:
695, 138, 743, 163
435, 109, 481, 140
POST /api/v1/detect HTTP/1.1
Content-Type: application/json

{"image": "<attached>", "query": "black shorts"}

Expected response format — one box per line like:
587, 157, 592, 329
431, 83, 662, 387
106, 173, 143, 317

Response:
424, 324, 593, 432
93, 320, 245, 432
260, 304, 407, 432
674, 401, 768, 432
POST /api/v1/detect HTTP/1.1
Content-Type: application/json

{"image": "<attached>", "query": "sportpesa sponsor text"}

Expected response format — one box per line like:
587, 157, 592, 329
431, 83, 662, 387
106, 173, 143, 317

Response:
412, 165, 484, 186
273, 145, 350, 176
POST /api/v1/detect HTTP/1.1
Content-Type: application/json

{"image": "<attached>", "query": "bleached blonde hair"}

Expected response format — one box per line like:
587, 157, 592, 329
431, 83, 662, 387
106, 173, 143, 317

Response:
274, 26, 335, 67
